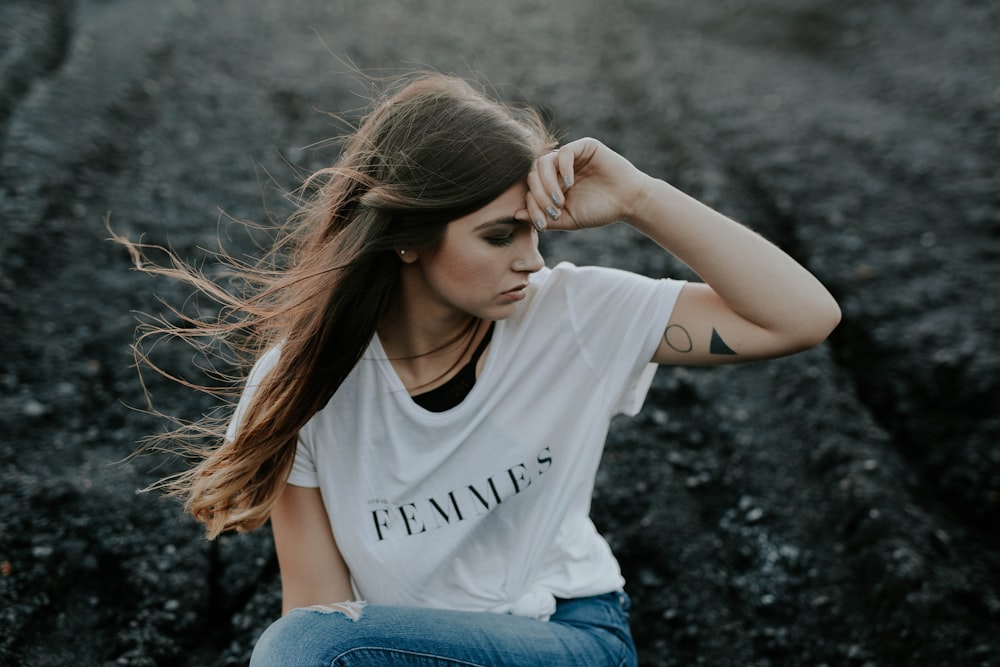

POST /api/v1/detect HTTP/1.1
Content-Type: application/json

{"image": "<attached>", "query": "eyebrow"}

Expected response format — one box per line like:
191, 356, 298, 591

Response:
474, 216, 527, 231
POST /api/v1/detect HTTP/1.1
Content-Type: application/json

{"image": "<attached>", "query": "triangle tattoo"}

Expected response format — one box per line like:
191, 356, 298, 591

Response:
710, 328, 737, 355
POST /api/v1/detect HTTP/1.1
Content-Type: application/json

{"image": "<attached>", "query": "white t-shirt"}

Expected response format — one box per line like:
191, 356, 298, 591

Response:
238, 262, 684, 620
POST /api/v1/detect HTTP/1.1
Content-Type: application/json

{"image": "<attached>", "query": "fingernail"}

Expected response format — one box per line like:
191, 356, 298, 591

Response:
546, 205, 559, 221
550, 191, 562, 206
534, 216, 546, 231
563, 175, 572, 189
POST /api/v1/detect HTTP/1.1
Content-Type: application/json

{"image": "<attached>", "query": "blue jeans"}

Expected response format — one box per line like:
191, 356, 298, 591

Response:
250, 591, 637, 667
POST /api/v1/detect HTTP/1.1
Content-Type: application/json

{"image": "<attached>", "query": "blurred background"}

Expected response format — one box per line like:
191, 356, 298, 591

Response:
1, 1, 998, 665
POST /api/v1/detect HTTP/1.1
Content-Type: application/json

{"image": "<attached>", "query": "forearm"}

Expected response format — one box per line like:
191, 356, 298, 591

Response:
627, 177, 841, 343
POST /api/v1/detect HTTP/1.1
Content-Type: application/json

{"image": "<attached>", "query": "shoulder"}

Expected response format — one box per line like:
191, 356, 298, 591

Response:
245, 344, 283, 387
226, 344, 283, 442
528, 261, 670, 300
513, 261, 667, 336
521, 261, 686, 345
526, 261, 613, 292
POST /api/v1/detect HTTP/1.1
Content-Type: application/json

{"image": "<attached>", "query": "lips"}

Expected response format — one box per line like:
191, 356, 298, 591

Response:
502, 284, 528, 301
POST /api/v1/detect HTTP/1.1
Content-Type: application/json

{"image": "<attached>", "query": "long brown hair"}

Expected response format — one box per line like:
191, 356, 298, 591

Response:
116, 73, 555, 538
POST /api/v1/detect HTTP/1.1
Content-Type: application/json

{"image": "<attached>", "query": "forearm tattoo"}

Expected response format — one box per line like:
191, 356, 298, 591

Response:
663, 324, 738, 356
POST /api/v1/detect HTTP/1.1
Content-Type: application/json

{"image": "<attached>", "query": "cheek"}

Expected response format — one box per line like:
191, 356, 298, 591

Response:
433, 246, 496, 287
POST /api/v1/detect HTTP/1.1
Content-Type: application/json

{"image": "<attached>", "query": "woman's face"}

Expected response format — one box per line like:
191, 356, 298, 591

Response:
407, 181, 545, 322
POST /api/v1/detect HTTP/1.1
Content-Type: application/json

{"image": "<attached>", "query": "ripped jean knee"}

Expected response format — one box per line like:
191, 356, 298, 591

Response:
249, 601, 369, 667
299, 599, 367, 621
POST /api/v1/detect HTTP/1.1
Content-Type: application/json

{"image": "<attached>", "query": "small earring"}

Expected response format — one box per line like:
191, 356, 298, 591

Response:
399, 249, 406, 255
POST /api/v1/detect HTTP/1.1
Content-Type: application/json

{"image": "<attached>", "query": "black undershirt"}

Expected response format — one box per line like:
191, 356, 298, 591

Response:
411, 322, 495, 412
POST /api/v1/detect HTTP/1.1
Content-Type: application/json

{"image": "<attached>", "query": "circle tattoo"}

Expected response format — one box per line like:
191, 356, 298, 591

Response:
664, 324, 693, 354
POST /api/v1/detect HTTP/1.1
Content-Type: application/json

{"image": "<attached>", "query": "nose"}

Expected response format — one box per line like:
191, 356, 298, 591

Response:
513, 232, 545, 273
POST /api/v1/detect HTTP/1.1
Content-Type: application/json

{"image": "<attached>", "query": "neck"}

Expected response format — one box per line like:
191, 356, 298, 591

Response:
380, 262, 475, 357
379, 306, 479, 360
379, 309, 485, 393
380, 260, 502, 392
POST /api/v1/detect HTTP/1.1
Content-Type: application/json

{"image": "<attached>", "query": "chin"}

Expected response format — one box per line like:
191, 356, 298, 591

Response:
477, 304, 519, 321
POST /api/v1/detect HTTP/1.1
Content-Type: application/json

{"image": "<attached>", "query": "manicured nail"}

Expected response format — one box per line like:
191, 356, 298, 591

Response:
546, 205, 559, 221
550, 191, 562, 206
563, 175, 572, 189
534, 216, 546, 231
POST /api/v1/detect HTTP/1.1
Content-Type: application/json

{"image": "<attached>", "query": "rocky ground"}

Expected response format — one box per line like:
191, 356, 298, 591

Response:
1, 1, 998, 665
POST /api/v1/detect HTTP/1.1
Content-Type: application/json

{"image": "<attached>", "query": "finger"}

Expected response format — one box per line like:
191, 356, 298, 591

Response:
523, 173, 546, 231
526, 165, 559, 226
535, 153, 565, 219
523, 191, 547, 231
555, 146, 575, 190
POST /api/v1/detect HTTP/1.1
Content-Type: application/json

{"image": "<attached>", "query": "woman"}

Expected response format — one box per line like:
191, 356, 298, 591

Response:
121, 73, 840, 666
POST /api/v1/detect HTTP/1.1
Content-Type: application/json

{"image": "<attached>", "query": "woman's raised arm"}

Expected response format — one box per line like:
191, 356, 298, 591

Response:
522, 138, 841, 365
636, 177, 840, 364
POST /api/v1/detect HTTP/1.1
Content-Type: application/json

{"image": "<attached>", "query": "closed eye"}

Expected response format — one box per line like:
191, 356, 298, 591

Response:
477, 217, 533, 247
485, 235, 514, 247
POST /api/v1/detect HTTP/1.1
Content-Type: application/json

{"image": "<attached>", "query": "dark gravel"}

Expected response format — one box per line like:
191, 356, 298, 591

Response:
1, 1, 998, 665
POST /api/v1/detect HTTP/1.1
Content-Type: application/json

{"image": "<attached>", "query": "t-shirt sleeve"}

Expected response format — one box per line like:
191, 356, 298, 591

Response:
560, 263, 685, 416
225, 345, 320, 488
225, 346, 282, 442
286, 434, 320, 488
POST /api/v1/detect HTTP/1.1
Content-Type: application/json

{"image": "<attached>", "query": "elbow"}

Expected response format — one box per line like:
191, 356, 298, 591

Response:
748, 292, 842, 359
819, 294, 843, 341
795, 297, 842, 350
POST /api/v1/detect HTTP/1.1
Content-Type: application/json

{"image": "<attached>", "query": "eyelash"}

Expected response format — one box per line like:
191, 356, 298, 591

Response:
486, 235, 514, 247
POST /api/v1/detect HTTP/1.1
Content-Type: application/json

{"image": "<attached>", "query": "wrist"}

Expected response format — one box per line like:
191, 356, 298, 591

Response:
623, 176, 670, 231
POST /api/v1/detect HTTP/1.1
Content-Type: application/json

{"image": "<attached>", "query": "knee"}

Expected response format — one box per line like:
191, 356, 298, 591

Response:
249, 604, 369, 667
249, 613, 309, 667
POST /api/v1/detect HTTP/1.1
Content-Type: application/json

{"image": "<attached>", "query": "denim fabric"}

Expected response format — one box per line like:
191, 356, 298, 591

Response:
250, 591, 636, 667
